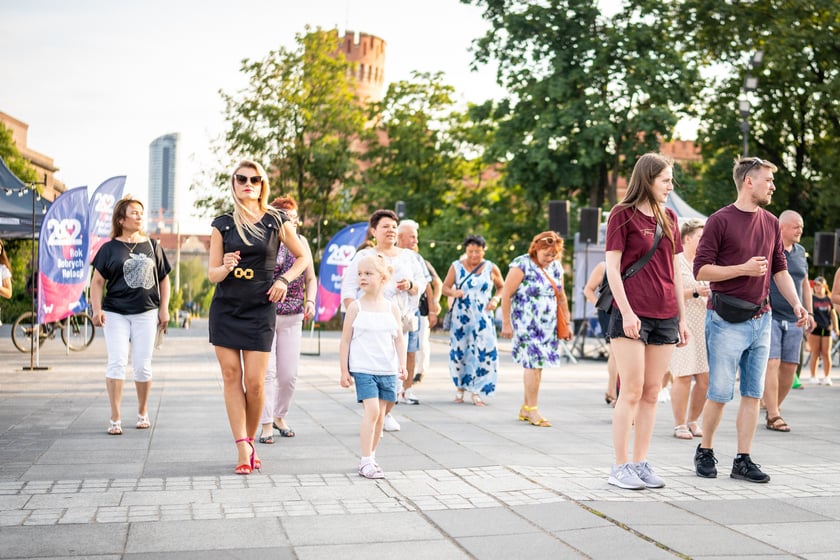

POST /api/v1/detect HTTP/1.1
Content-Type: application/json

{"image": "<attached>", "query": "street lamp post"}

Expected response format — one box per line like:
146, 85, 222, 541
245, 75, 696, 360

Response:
738, 51, 764, 157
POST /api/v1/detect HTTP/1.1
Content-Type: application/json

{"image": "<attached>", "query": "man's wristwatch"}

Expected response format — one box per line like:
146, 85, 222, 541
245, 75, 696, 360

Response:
692, 289, 699, 298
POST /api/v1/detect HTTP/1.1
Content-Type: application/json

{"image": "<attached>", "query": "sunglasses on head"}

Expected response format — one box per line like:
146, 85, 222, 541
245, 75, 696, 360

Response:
234, 173, 262, 186
537, 236, 558, 246
740, 157, 763, 182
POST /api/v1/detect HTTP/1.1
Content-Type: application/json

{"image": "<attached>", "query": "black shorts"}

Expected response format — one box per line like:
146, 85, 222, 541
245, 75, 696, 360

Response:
608, 308, 680, 345
812, 327, 832, 337
597, 309, 611, 343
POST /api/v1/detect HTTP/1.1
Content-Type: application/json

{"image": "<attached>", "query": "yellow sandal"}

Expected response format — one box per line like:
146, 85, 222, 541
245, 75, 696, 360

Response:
521, 405, 551, 427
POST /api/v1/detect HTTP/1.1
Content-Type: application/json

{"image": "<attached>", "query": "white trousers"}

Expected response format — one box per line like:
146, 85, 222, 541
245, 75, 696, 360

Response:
103, 309, 157, 382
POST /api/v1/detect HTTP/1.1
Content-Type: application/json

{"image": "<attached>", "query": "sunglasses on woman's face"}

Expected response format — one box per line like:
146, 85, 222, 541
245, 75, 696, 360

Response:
234, 173, 262, 186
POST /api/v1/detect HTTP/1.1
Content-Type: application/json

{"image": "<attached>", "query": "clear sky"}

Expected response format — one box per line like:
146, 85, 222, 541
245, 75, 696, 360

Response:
2, 0, 624, 233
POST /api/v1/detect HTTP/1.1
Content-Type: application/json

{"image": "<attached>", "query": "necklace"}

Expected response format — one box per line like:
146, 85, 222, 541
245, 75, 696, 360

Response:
120, 236, 141, 253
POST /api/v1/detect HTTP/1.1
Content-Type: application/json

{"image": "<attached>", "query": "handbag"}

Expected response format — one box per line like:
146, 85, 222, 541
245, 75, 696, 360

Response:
418, 292, 429, 316
538, 264, 571, 339
150, 239, 167, 349
442, 260, 485, 331
595, 223, 663, 313
712, 292, 765, 323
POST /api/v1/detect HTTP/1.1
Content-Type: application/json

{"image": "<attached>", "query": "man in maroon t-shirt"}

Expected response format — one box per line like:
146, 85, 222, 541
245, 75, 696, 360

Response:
692, 157, 808, 484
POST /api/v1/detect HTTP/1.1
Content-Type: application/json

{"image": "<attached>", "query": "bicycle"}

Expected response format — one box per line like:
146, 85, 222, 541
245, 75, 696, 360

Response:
11, 310, 96, 352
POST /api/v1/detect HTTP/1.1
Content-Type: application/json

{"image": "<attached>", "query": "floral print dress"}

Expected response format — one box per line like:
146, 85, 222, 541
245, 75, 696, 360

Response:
509, 255, 565, 369
449, 261, 499, 396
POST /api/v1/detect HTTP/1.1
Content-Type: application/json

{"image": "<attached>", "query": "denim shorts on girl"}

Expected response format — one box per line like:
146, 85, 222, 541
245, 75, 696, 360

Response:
350, 372, 398, 403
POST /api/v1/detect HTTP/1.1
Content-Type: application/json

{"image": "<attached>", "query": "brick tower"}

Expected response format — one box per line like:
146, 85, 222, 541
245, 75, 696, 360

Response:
337, 30, 386, 102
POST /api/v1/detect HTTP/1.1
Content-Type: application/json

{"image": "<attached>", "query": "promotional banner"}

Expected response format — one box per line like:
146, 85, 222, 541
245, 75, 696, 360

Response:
315, 222, 368, 322
88, 176, 126, 262
38, 186, 89, 324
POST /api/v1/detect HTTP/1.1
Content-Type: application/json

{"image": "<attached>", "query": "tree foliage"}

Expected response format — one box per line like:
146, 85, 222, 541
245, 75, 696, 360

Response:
463, 0, 700, 212
195, 27, 368, 245
676, 0, 840, 234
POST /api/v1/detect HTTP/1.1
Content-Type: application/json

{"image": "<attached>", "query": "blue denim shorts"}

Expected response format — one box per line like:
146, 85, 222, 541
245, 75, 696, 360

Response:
768, 319, 804, 363
350, 372, 398, 403
705, 309, 771, 402
406, 327, 420, 353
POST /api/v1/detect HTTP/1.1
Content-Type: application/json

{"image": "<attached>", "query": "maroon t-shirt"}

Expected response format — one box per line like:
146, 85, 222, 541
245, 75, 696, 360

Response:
693, 204, 786, 313
605, 206, 683, 319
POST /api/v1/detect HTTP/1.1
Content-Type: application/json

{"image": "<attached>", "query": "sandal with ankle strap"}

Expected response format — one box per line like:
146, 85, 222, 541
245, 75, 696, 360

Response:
521, 405, 551, 427
136, 415, 150, 429
234, 437, 255, 475
471, 393, 486, 407
518, 406, 529, 421
454, 390, 465, 403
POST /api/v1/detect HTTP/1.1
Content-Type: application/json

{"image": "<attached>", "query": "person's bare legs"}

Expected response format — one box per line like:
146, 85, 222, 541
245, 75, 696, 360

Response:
700, 400, 726, 449
135, 381, 151, 420
521, 368, 547, 423
106, 378, 124, 423
762, 358, 781, 422
819, 336, 832, 379
687, 374, 709, 426
808, 334, 821, 380
776, 362, 797, 410
670, 374, 691, 427
736, 396, 761, 454
402, 352, 416, 391
217, 347, 269, 468
606, 352, 618, 401
631, 345, 674, 461
360, 398, 383, 457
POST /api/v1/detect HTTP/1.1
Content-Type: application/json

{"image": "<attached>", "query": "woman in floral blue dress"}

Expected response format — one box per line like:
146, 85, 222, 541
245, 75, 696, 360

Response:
442, 235, 505, 405
500, 231, 571, 427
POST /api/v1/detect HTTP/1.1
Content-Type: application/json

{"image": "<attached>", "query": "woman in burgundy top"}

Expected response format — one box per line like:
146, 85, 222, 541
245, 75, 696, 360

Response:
604, 153, 688, 490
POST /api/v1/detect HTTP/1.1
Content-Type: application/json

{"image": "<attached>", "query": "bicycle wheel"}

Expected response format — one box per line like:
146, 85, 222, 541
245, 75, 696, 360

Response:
61, 312, 96, 351
11, 311, 48, 353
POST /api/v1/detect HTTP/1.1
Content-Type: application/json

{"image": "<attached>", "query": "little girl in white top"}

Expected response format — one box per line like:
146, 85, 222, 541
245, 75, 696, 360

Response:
340, 255, 407, 479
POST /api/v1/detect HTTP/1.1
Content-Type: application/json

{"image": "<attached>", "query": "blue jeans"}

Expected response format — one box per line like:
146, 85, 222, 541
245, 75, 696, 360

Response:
705, 309, 771, 403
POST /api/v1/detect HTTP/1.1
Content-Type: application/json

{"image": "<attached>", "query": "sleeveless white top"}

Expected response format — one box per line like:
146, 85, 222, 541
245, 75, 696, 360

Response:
348, 299, 400, 375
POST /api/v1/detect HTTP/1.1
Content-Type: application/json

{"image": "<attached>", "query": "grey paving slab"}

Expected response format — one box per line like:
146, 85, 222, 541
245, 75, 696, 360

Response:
282, 511, 441, 546
124, 552, 292, 560
512, 502, 616, 532
457, 532, 585, 559
124, 518, 285, 553
294, 540, 470, 560
0, 524, 128, 558
737, 521, 840, 555
424, 507, 542, 537
551, 525, 681, 559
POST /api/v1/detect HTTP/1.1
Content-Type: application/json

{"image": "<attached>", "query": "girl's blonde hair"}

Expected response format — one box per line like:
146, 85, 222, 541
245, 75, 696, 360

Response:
358, 255, 393, 284
814, 276, 831, 297
229, 160, 284, 245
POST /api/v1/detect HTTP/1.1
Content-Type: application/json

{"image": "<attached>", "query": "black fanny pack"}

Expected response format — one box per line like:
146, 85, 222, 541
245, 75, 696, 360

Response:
712, 292, 766, 323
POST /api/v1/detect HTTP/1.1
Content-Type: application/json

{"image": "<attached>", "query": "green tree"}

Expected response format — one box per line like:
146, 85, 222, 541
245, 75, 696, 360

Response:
360, 71, 467, 226
464, 0, 700, 209
194, 27, 368, 245
0, 123, 38, 184
676, 0, 840, 232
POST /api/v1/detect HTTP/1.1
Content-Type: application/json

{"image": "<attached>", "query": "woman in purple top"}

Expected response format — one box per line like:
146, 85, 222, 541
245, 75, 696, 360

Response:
258, 196, 317, 443
604, 153, 688, 490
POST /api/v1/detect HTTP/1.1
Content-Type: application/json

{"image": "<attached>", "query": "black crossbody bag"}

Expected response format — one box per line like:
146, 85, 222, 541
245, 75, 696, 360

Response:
595, 223, 663, 314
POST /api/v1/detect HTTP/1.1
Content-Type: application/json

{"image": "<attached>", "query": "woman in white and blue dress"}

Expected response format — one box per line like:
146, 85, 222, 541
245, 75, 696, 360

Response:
500, 231, 571, 427
441, 235, 504, 406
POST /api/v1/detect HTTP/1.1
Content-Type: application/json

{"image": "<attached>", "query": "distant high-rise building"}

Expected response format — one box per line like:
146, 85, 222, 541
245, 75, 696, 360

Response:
148, 133, 178, 232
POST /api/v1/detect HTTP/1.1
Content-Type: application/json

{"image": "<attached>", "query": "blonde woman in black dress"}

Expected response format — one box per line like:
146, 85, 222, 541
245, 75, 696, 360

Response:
209, 160, 310, 475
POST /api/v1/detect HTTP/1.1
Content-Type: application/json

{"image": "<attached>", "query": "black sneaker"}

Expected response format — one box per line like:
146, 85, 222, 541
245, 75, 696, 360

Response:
694, 444, 718, 478
731, 456, 770, 483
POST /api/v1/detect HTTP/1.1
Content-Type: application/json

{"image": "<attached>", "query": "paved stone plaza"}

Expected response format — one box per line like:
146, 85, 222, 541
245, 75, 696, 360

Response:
1, 320, 839, 558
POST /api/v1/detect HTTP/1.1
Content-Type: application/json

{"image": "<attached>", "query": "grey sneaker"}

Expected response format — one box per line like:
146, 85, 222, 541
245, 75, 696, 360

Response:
633, 461, 665, 488
731, 455, 770, 483
608, 462, 646, 490
694, 444, 718, 478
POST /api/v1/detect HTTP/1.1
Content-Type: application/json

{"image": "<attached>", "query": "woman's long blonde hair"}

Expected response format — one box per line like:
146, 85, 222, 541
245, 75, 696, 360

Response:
229, 160, 284, 245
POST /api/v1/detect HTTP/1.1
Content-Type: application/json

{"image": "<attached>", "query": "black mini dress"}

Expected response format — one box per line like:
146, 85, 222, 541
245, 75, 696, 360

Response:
209, 213, 283, 351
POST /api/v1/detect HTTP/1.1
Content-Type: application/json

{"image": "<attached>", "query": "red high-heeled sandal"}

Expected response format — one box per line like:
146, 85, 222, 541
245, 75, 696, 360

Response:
250, 437, 262, 470
234, 438, 254, 475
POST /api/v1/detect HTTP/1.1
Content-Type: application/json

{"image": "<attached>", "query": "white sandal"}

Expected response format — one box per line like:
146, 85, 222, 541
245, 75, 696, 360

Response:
136, 415, 150, 429
107, 419, 122, 435
358, 462, 385, 479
